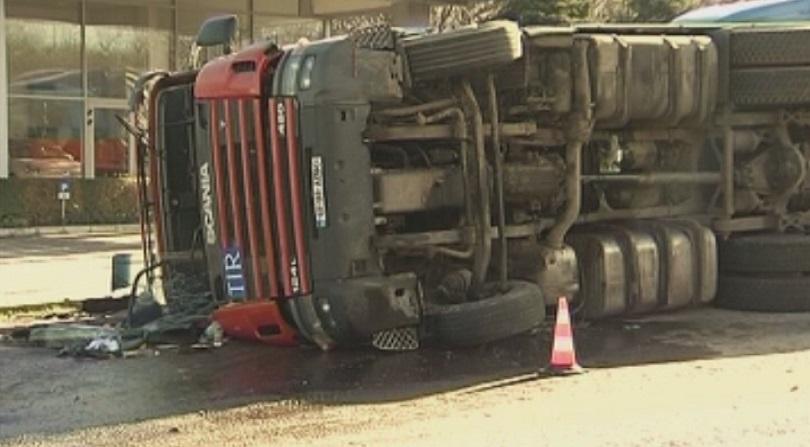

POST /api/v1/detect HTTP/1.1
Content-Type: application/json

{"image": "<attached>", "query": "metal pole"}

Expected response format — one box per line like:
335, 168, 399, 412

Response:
487, 75, 508, 288
376, 98, 458, 118
81, 1, 95, 179
582, 172, 722, 184
547, 41, 591, 249
547, 140, 583, 248
460, 81, 491, 292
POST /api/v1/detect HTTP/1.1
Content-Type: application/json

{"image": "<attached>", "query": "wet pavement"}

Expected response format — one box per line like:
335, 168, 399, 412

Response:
4, 307, 810, 440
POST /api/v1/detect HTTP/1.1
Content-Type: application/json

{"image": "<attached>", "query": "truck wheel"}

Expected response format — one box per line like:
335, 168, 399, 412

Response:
716, 274, 810, 312
426, 280, 545, 347
400, 20, 523, 83
719, 233, 810, 273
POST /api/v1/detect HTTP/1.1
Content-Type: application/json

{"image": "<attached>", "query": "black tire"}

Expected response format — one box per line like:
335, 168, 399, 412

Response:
719, 233, 810, 274
427, 280, 545, 347
730, 28, 810, 68
401, 21, 522, 83
730, 66, 810, 108
716, 274, 810, 312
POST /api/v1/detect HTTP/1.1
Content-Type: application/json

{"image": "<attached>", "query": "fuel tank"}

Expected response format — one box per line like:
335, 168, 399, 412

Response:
566, 220, 716, 319
524, 30, 718, 128
585, 34, 718, 129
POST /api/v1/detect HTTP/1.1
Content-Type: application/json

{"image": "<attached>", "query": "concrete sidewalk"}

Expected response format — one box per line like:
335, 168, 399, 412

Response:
0, 232, 143, 308
0, 224, 140, 239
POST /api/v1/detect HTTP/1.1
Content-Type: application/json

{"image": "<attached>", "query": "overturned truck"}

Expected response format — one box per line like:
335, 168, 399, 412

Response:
135, 18, 810, 350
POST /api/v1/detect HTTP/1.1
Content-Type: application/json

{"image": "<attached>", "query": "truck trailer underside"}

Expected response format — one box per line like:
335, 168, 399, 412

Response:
136, 20, 810, 350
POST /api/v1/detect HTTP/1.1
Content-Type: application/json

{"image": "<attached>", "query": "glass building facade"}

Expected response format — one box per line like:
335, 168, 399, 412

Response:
0, 0, 326, 179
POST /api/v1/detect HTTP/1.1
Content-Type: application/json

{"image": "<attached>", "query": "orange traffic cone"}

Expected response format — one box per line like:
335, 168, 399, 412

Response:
548, 296, 584, 375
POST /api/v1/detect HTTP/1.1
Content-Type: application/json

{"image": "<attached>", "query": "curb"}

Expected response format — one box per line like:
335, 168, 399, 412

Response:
0, 224, 141, 239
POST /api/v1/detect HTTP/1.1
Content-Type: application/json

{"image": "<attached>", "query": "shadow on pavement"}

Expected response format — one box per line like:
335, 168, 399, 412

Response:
2, 307, 810, 439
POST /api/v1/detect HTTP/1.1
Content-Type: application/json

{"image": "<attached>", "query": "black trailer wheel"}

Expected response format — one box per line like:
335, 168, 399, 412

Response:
716, 274, 810, 312
400, 20, 523, 83
719, 233, 810, 273
426, 280, 545, 347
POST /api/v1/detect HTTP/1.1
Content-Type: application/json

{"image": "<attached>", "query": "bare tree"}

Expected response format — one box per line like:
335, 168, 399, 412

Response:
330, 12, 391, 35
432, 1, 503, 30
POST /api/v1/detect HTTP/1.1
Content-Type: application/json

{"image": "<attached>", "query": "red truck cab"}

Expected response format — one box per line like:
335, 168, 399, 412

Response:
145, 30, 420, 349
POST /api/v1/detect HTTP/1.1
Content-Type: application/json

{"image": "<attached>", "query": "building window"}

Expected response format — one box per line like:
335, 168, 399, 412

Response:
86, 2, 173, 99
6, 0, 82, 98
6, 0, 83, 178
85, 2, 173, 178
1, 0, 340, 180
90, 106, 128, 177
8, 97, 83, 178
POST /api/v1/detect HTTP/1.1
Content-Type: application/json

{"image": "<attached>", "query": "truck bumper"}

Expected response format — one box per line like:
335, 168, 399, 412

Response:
286, 272, 422, 348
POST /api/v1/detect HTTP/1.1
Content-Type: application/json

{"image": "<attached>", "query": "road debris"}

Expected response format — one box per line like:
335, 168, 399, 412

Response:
195, 321, 224, 349
28, 324, 119, 349
59, 336, 123, 359
3, 273, 221, 359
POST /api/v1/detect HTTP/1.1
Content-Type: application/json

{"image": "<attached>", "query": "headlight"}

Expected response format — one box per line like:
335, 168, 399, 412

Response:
299, 55, 316, 91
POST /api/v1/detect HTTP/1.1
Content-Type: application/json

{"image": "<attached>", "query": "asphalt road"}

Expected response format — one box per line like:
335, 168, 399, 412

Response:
3, 308, 810, 446
0, 233, 142, 308
3, 233, 810, 445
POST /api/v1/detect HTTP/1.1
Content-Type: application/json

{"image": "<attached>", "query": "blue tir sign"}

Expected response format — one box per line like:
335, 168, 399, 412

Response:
223, 246, 246, 300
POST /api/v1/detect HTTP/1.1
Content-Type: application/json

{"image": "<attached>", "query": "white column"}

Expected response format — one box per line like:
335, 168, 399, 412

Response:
0, 0, 9, 179
81, 0, 91, 179
84, 106, 95, 179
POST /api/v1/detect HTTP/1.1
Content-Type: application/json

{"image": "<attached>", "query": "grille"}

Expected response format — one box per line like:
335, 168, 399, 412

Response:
730, 66, 810, 107
205, 96, 311, 299
372, 327, 420, 352
730, 28, 810, 68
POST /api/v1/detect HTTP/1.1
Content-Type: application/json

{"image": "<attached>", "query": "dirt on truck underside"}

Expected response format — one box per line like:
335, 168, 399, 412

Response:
136, 18, 810, 352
